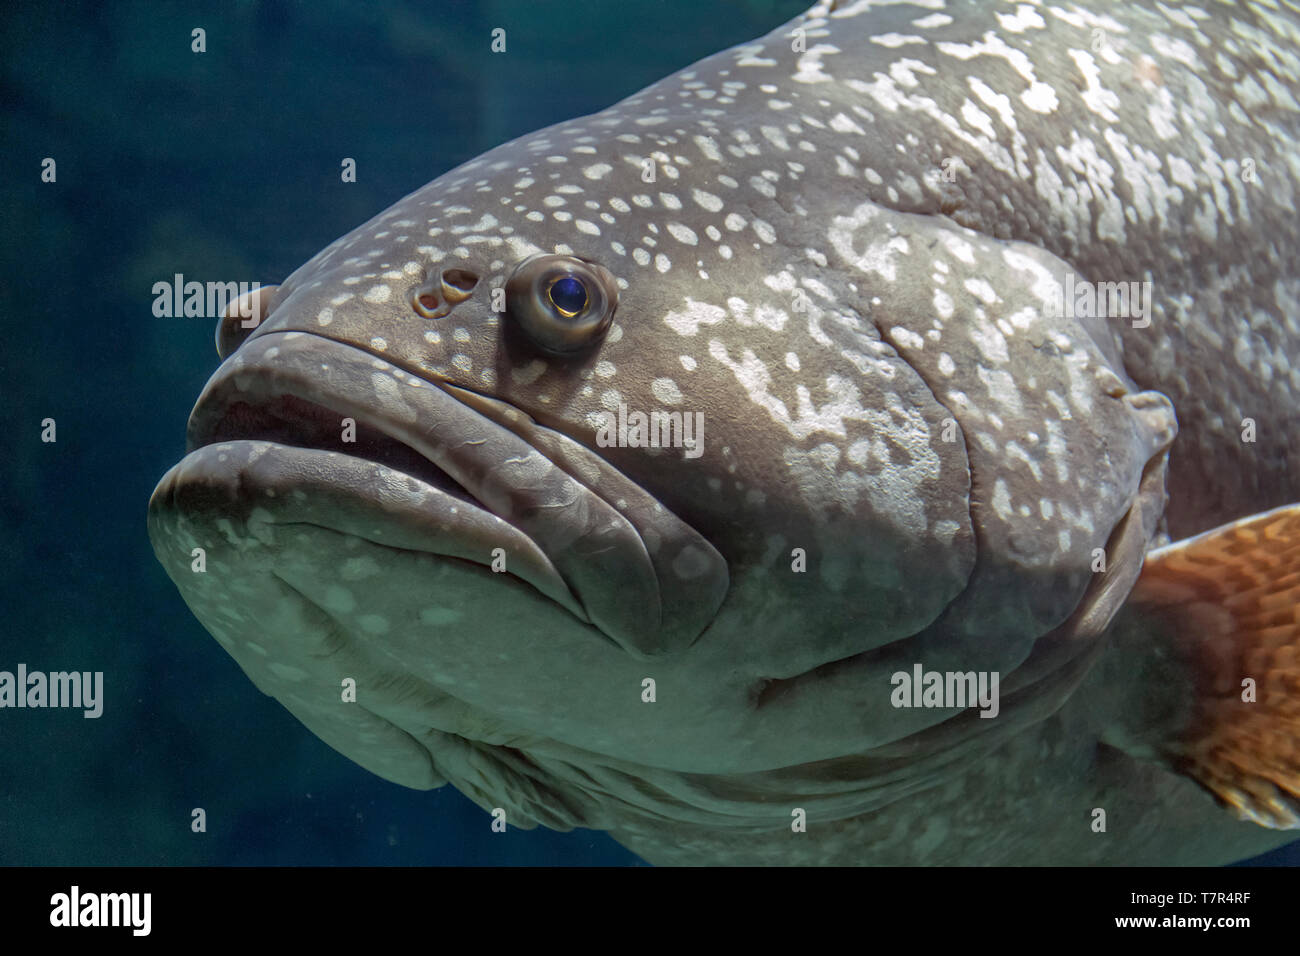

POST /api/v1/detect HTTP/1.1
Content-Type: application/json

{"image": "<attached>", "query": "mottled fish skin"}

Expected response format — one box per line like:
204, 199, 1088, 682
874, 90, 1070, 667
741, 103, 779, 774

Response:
149, 0, 1300, 865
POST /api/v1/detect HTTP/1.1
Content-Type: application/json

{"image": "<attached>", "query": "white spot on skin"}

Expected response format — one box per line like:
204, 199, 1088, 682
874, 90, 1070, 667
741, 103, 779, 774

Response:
372, 373, 419, 424
340, 557, 382, 581
268, 663, 309, 682
996, 6, 1046, 32
761, 126, 790, 151
651, 378, 683, 405
420, 607, 464, 626
1067, 49, 1120, 123
694, 135, 723, 162
991, 479, 1013, 522
960, 100, 996, 139
793, 42, 840, 85
672, 544, 714, 580
970, 318, 1010, 364
667, 222, 699, 245
964, 278, 999, 304
940, 233, 976, 265
749, 174, 777, 199
978, 366, 1024, 415
511, 360, 547, 385
1045, 419, 1071, 482
934, 290, 954, 319
913, 13, 953, 28
323, 585, 356, 613
935, 35, 1058, 113
829, 203, 910, 281
664, 298, 726, 336
1150, 34, 1202, 71
1005, 440, 1043, 481
890, 327, 925, 351
870, 33, 927, 48
829, 112, 866, 135
364, 284, 392, 304
583, 163, 613, 180
1147, 86, 1179, 140
692, 189, 724, 212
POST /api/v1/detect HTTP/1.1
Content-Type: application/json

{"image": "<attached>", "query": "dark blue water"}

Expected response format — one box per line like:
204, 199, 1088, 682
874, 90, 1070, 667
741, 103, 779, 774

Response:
0, 0, 1295, 866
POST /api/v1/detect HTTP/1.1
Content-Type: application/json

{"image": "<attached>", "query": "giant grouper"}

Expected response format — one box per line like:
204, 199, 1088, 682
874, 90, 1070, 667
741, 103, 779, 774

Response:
148, 0, 1300, 864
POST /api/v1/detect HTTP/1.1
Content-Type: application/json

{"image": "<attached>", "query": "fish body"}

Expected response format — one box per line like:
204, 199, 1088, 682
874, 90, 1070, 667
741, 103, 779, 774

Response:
149, 0, 1300, 864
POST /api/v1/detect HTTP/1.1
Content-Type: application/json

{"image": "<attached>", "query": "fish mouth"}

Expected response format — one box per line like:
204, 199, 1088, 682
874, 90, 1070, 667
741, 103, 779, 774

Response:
153, 330, 727, 659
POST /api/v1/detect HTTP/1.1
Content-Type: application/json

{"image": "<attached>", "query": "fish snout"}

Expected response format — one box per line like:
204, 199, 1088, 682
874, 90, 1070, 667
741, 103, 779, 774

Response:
169, 331, 729, 661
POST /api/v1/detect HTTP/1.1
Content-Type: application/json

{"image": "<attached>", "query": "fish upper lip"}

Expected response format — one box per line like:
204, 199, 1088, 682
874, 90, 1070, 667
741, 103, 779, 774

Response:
181, 330, 728, 658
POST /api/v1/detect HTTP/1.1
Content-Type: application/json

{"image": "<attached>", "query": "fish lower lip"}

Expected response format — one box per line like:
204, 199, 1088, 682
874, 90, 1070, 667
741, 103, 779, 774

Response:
169, 331, 726, 657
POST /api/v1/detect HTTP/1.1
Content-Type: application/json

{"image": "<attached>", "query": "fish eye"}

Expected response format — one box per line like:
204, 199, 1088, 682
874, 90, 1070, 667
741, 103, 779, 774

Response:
505, 254, 618, 354
548, 275, 588, 316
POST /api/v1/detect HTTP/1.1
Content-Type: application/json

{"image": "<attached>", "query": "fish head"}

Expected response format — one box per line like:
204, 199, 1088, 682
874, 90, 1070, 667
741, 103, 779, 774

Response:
150, 57, 1179, 825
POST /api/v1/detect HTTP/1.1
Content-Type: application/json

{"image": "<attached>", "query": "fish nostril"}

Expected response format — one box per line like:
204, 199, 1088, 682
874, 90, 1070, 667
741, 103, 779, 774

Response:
411, 287, 443, 318
441, 268, 479, 295
410, 269, 479, 319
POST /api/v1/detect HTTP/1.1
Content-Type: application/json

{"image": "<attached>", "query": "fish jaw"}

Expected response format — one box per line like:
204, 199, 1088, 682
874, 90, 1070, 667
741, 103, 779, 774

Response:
153, 329, 728, 662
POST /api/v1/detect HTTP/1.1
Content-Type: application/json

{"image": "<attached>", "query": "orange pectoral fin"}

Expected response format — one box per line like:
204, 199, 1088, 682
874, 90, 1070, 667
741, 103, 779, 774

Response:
1125, 504, 1300, 828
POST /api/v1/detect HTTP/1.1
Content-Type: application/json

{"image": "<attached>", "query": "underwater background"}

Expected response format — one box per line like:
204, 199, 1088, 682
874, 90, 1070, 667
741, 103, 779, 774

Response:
0, 0, 1296, 865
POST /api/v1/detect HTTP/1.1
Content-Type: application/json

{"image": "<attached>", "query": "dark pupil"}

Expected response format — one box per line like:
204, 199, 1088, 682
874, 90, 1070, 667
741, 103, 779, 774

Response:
549, 275, 588, 315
